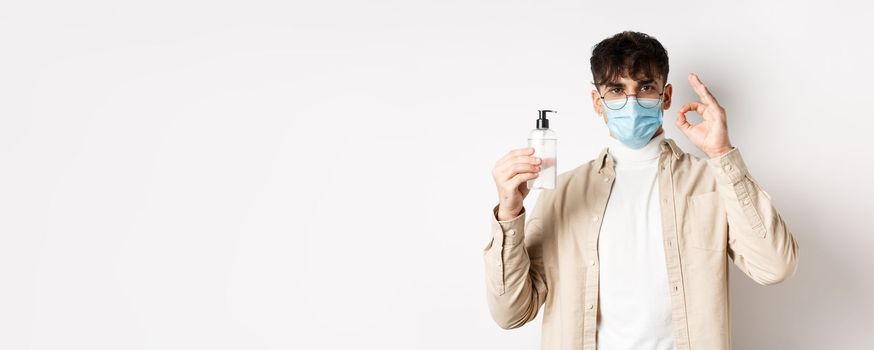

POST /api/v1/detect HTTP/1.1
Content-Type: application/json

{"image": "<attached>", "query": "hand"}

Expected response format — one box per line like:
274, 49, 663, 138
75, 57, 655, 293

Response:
676, 73, 734, 158
492, 147, 541, 221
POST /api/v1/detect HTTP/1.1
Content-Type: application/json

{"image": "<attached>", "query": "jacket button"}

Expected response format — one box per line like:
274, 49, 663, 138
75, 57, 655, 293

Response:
592, 215, 599, 222
586, 303, 594, 309
590, 259, 595, 266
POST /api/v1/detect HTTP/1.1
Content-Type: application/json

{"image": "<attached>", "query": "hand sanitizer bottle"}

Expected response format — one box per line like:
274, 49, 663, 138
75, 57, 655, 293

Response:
527, 109, 557, 190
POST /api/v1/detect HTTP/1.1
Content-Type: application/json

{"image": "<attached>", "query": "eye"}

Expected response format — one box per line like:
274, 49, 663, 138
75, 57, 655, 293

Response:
640, 85, 654, 91
608, 87, 622, 94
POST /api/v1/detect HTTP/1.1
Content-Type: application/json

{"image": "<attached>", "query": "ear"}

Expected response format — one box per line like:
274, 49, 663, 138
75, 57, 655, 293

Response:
591, 88, 604, 116
592, 89, 609, 124
662, 83, 673, 110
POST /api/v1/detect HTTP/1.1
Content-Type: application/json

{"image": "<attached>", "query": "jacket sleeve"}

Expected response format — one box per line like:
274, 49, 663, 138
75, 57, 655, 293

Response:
482, 196, 550, 329
707, 147, 800, 285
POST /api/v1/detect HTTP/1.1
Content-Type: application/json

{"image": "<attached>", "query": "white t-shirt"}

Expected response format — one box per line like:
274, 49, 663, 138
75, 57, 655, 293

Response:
596, 132, 674, 350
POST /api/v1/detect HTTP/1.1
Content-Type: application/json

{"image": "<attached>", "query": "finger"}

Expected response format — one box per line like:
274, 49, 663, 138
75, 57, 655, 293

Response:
678, 102, 708, 120
508, 171, 539, 189
496, 153, 540, 176
496, 155, 536, 176
505, 147, 535, 160
502, 163, 540, 181
675, 110, 693, 132
688, 73, 719, 105
511, 155, 542, 166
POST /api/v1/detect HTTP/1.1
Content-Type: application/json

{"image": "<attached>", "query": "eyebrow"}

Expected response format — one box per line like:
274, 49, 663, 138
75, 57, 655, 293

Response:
605, 78, 657, 88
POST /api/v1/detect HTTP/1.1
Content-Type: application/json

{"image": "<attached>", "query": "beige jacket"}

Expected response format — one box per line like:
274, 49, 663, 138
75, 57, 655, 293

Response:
482, 138, 799, 350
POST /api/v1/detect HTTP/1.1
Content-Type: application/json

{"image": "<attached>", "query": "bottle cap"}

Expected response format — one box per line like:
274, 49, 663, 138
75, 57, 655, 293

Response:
537, 110, 557, 129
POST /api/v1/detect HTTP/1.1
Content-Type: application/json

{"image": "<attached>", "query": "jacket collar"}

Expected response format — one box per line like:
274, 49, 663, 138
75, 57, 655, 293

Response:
596, 136, 683, 174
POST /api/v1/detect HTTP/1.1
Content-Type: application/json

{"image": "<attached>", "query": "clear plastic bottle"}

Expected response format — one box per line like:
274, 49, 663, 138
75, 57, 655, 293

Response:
527, 110, 557, 190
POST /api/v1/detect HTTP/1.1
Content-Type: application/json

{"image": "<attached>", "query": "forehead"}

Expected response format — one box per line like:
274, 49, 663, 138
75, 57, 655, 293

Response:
604, 75, 662, 87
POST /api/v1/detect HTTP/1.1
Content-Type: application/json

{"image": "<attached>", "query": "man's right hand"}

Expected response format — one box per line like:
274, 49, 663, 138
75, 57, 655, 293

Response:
492, 147, 542, 221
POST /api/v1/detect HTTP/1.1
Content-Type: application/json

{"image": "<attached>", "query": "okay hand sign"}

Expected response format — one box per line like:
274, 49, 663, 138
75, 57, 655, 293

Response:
676, 73, 734, 158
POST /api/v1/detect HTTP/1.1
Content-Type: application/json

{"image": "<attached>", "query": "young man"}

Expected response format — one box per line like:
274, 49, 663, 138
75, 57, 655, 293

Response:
483, 31, 799, 350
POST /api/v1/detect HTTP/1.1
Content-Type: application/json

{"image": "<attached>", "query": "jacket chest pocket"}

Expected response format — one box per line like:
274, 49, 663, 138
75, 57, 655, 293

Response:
686, 191, 728, 251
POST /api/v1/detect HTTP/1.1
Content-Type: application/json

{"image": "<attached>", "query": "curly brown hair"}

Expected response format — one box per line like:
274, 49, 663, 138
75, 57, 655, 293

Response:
590, 31, 669, 88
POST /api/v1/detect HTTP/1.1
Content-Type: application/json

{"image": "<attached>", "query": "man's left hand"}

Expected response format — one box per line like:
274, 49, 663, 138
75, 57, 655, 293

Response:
676, 73, 734, 159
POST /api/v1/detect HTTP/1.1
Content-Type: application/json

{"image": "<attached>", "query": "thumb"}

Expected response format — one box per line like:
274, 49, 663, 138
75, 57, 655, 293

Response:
519, 181, 530, 198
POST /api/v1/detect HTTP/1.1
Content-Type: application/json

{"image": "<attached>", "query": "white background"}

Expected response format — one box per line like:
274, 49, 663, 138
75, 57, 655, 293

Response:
1, 1, 873, 349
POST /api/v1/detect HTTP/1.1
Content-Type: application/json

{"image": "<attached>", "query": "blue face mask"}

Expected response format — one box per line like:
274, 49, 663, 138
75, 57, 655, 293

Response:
603, 97, 664, 149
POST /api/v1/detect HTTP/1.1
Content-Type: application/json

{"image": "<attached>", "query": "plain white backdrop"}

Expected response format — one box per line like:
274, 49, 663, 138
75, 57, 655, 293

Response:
1, 1, 873, 349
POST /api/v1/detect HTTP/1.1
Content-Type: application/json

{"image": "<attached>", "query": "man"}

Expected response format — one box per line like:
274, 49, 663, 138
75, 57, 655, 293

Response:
482, 31, 799, 350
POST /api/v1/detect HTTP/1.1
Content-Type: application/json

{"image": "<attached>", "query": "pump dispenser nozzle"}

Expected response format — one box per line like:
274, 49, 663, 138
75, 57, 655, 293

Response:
537, 110, 557, 129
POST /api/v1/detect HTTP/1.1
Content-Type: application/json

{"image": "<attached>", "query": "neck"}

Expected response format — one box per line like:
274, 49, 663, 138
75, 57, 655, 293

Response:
607, 132, 664, 166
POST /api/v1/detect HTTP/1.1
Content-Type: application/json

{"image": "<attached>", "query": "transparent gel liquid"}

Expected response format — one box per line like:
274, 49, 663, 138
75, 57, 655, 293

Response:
527, 128, 557, 190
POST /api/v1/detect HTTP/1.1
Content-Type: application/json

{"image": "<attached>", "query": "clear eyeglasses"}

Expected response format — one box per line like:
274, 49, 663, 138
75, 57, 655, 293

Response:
598, 84, 666, 110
